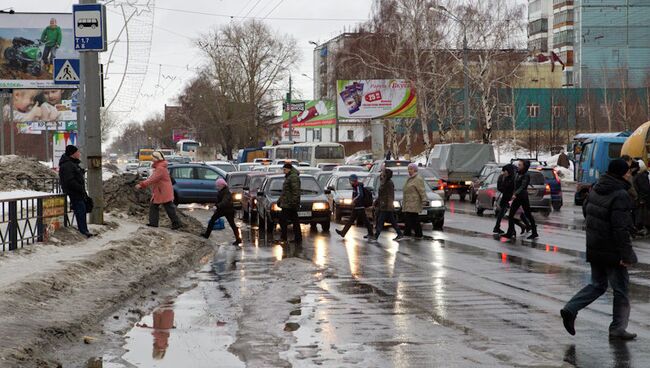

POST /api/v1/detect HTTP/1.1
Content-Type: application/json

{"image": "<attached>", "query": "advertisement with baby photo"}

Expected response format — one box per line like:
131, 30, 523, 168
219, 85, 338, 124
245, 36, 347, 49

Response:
0, 13, 77, 88
1, 89, 78, 134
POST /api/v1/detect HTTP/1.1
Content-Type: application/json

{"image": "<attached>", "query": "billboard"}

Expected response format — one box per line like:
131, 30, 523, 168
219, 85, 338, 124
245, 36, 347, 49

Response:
337, 79, 417, 119
2, 89, 78, 134
0, 13, 78, 88
52, 131, 77, 168
282, 100, 336, 128
172, 129, 195, 143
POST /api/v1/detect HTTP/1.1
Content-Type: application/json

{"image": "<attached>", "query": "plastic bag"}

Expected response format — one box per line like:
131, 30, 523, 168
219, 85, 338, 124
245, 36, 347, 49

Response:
212, 217, 225, 230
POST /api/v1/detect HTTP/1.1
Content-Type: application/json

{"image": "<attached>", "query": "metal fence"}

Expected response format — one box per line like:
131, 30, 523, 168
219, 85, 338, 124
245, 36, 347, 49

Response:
0, 193, 74, 252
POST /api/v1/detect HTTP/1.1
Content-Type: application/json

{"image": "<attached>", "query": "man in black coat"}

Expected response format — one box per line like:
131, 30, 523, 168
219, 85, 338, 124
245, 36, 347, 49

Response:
58, 145, 92, 237
203, 178, 242, 245
493, 164, 515, 234
561, 159, 638, 340
503, 159, 538, 239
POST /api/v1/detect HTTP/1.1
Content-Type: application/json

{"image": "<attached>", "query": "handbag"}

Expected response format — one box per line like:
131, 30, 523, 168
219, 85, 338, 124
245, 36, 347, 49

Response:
85, 196, 94, 213
212, 217, 225, 230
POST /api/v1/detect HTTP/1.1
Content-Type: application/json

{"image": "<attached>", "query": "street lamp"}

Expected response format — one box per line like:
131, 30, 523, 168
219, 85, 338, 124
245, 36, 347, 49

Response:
301, 73, 313, 80
308, 40, 319, 47
430, 4, 470, 142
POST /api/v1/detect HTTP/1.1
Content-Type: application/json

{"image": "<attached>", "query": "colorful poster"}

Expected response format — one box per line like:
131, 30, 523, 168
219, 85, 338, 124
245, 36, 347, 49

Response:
0, 13, 78, 88
52, 131, 77, 168
3, 88, 77, 133
281, 100, 336, 128
172, 129, 194, 143
336, 79, 417, 119
42, 195, 66, 240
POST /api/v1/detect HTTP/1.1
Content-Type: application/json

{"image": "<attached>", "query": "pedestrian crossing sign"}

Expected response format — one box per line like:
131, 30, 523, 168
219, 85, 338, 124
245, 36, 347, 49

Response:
53, 59, 80, 85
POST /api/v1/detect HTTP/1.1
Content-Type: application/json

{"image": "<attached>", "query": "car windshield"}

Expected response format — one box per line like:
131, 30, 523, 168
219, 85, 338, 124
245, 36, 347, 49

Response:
337, 178, 354, 190
338, 166, 364, 172
391, 175, 410, 191
318, 173, 332, 186
538, 169, 556, 180
139, 162, 152, 168
213, 164, 236, 172
228, 175, 246, 187
250, 177, 265, 191
530, 172, 546, 185
268, 177, 321, 195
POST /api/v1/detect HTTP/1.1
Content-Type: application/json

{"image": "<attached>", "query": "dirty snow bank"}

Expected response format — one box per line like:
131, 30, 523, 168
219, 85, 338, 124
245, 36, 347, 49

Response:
0, 217, 215, 368
0, 155, 58, 192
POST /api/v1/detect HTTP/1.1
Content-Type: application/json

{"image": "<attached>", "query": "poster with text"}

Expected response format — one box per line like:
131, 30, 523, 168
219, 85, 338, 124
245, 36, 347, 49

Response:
0, 13, 78, 88
281, 100, 336, 128
336, 79, 416, 120
2, 89, 78, 134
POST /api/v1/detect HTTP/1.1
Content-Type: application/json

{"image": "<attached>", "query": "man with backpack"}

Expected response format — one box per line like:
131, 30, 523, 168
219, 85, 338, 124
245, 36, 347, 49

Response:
336, 174, 374, 240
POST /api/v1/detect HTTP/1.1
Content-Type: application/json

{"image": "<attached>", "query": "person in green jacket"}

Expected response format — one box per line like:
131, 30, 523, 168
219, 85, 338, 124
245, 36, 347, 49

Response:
41, 18, 62, 71
278, 163, 302, 243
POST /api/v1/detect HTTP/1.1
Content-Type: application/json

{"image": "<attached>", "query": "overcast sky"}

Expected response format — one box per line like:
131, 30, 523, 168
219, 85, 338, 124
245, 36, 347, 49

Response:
4, 0, 373, 137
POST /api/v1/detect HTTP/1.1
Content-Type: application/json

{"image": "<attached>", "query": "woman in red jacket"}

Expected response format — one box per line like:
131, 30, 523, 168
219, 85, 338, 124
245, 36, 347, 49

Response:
135, 151, 183, 229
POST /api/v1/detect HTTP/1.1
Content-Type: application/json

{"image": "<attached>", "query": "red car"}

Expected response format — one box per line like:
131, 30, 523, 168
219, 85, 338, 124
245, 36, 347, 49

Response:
240, 172, 267, 222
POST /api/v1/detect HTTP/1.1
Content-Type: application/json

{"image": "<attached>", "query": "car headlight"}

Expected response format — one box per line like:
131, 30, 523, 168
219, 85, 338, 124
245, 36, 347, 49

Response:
339, 198, 353, 205
464, 181, 473, 186
252, 198, 257, 205
271, 203, 281, 212
312, 202, 329, 211
430, 200, 444, 208
233, 193, 242, 200
393, 200, 401, 208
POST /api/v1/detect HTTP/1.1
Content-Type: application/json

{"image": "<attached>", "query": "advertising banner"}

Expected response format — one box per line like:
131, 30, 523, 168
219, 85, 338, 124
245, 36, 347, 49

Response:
0, 13, 78, 88
52, 131, 77, 168
336, 79, 417, 120
2, 89, 78, 133
282, 100, 336, 128
172, 129, 194, 143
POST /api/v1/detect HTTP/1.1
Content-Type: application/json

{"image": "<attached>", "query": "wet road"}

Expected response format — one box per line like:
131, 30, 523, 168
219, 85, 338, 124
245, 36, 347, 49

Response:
100, 192, 650, 367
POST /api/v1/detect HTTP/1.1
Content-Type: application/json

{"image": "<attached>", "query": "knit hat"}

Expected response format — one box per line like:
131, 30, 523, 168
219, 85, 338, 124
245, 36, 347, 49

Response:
607, 159, 629, 177
152, 151, 164, 161
283, 163, 293, 169
215, 178, 227, 189
407, 163, 419, 171
65, 145, 78, 156
349, 174, 358, 181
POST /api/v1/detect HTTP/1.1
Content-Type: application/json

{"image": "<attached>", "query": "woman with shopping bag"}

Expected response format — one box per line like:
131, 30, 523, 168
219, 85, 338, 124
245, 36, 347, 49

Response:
202, 178, 242, 245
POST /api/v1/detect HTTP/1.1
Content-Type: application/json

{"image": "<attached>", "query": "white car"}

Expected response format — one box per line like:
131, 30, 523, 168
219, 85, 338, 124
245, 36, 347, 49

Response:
333, 165, 368, 172
137, 161, 153, 178
125, 160, 139, 173
205, 161, 237, 172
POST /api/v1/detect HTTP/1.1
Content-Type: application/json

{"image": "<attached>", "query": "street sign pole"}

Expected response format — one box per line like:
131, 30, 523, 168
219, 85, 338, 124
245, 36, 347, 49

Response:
76, 0, 105, 225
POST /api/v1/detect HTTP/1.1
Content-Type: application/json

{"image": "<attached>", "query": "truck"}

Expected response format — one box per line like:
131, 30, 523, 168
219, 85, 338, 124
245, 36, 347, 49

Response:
427, 143, 496, 201
236, 148, 266, 163
571, 132, 630, 205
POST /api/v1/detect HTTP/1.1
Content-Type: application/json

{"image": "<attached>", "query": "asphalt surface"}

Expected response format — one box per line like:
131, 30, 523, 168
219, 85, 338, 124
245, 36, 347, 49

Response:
99, 191, 650, 367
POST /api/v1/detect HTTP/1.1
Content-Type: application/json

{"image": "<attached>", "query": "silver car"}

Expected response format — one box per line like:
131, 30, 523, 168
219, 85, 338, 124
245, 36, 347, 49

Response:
475, 170, 552, 217
137, 161, 153, 178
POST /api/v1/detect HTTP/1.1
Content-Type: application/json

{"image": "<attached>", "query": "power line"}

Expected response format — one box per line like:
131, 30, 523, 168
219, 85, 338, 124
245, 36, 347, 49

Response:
262, 0, 285, 20
242, 0, 263, 18
151, 6, 367, 22
235, 0, 253, 16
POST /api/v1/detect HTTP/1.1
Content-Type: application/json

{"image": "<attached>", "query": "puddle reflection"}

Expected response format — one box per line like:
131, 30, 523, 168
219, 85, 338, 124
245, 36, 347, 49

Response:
134, 304, 175, 360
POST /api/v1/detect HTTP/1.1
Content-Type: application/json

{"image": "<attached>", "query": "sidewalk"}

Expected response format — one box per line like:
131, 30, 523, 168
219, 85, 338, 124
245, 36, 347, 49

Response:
0, 213, 222, 368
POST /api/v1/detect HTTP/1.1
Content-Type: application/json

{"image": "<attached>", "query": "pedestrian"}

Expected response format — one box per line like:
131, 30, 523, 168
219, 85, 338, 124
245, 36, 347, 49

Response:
402, 163, 427, 240
503, 159, 538, 240
58, 145, 93, 238
135, 151, 183, 230
561, 159, 638, 340
202, 178, 242, 245
278, 163, 302, 243
493, 164, 515, 234
632, 160, 650, 233
374, 168, 404, 241
557, 148, 570, 169
335, 174, 374, 240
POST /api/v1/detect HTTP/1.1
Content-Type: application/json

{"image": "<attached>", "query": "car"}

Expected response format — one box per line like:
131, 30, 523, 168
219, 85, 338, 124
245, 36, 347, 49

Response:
315, 171, 333, 189
168, 163, 227, 204
470, 163, 503, 203
273, 159, 299, 165
240, 172, 267, 222
226, 171, 250, 210
125, 160, 139, 173
205, 161, 237, 173
256, 174, 332, 233
532, 166, 563, 211
364, 170, 446, 230
324, 172, 369, 221
167, 155, 191, 164
262, 165, 286, 173
475, 170, 551, 217
238, 163, 257, 171
297, 167, 321, 176
253, 158, 272, 165
369, 160, 411, 173
137, 161, 153, 178
417, 167, 446, 198
345, 152, 373, 167
333, 165, 367, 172
316, 163, 339, 171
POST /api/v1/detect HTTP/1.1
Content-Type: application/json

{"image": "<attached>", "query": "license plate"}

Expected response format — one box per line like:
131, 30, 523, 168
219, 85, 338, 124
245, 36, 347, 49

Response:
298, 211, 311, 217
419, 210, 428, 215
527, 189, 538, 195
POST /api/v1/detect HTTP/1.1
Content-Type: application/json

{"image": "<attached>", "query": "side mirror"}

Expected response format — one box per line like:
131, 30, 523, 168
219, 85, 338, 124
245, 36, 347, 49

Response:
257, 191, 265, 197
324, 189, 331, 195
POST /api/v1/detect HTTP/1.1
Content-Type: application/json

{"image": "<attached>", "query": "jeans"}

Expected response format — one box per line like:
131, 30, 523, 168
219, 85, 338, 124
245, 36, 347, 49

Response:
70, 199, 89, 235
341, 208, 373, 237
564, 263, 631, 333
375, 210, 402, 238
42, 45, 58, 64
205, 209, 240, 240
507, 196, 536, 235
280, 208, 302, 241
403, 212, 423, 238
148, 202, 181, 227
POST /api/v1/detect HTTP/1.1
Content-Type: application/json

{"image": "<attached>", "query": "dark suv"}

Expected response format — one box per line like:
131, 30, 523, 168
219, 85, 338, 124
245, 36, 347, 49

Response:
168, 163, 227, 204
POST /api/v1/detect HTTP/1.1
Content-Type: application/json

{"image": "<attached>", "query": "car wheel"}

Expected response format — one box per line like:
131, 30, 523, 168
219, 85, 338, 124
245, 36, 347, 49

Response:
321, 221, 330, 232
552, 202, 562, 211
433, 218, 444, 231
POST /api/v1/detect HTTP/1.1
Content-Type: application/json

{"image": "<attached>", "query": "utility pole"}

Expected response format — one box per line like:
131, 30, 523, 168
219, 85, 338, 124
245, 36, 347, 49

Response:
78, 0, 104, 224
287, 75, 292, 143
462, 28, 470, 142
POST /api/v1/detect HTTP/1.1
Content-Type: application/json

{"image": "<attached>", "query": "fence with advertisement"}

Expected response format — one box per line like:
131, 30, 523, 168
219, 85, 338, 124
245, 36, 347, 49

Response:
336, 79, 417, 120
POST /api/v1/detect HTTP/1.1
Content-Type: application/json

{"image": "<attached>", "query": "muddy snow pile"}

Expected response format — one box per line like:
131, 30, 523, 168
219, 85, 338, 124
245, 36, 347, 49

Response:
0, 155, 58, 192
103, 162, 120, 174
103, 173, 204, 233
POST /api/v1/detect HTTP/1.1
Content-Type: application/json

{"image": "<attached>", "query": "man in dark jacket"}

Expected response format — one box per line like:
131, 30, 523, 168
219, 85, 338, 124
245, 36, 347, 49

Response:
494, 164, 515, 234
503, 159, 538, 240
58, 145, 92, 237
374, 169, 404, 241
336, 174, 374, 240
203, 178, 242, 245
561, 159, 638, 340
278, 163, 302, 243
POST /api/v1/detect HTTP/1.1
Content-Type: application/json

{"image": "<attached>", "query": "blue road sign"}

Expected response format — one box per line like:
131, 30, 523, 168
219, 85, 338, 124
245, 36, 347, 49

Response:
73, 3, 107, 51
53, 58, 80, 85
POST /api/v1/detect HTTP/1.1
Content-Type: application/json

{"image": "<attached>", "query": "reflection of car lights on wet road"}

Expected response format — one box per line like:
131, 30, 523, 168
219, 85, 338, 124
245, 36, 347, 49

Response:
271, 203, 281, 212
273, 244, 283, 261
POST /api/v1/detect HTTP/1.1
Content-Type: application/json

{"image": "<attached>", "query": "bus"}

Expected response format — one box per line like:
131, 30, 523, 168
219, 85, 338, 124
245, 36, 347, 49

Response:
137, 148, 154, 161
263, 144, 293, 161
292, 142, 345, 167
176, 139, 200, 159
